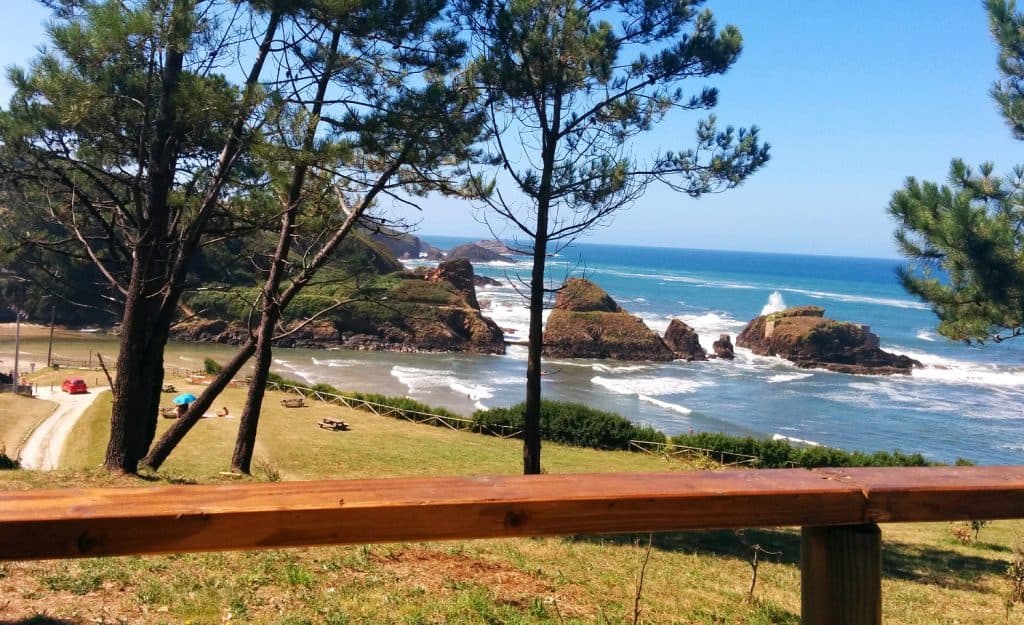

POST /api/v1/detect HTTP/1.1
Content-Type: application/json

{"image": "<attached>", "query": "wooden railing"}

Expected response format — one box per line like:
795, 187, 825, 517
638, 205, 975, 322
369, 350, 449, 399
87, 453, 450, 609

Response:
629, 439, 759, 466
3, 466, 1024, 625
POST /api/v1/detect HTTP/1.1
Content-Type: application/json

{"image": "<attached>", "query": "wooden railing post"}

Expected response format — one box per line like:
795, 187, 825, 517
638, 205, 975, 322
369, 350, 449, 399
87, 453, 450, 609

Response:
801, 524, 881, 625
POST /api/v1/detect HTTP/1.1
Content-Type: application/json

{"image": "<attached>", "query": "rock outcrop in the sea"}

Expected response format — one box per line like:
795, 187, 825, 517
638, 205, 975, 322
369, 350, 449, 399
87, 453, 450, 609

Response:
542, 278, 674, 361
736, 306, 920, 375
712, 334, 735, 360
474, 274, 503, 288
447, 242, 512, 263
663, 319, 707, 361
426, 258, 480, 310
367, 227, 444, 260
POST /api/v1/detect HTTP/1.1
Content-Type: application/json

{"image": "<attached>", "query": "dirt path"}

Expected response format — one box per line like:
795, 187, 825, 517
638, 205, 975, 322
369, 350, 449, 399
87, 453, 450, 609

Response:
18, 387, 108, 470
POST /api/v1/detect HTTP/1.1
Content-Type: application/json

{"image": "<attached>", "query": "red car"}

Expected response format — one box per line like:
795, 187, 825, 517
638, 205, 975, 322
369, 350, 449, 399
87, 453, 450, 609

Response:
61, 378, 88, 394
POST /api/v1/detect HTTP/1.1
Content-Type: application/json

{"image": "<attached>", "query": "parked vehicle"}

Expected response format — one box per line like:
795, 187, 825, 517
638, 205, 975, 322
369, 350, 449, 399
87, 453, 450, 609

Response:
61, 378, 87, 394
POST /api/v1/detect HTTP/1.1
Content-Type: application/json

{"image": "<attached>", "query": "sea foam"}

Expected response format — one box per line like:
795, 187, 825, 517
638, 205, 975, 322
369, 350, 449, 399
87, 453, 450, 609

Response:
760, 291, 787, 315
391, 365, 495, 400
591, 375, 711, 397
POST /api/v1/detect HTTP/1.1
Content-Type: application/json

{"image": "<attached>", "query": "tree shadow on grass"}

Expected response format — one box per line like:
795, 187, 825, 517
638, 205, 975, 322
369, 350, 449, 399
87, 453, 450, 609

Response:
881, 540, 1010, 591
572, 529, 1009, 592
572, 529, 803, 565
1, 618, 78, 625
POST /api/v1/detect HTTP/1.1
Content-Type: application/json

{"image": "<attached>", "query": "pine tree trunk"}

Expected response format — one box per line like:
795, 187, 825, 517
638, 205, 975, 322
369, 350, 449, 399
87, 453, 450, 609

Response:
229, 28, 340, 474
522, 117, 557, 475
231, 322, 275, 473
523, 226, 547, 475
103, 36, 184, 473
104, 268, 153, 472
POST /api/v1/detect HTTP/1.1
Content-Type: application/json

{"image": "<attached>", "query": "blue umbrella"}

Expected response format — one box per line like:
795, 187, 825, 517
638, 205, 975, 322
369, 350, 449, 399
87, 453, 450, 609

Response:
173, 393, 198, 405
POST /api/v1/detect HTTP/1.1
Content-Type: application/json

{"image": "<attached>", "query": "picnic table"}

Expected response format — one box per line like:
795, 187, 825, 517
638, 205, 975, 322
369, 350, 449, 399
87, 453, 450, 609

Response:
160, 407, 179, 419
281, 397, 306, 408
318, 417, 349, 431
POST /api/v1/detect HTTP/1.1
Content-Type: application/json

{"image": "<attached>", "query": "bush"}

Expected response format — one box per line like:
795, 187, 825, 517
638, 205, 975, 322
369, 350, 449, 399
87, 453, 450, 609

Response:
669, 432, 931, 469
473, 400, 666, 450
203, 357, 222, 375
0, 444, 17, 470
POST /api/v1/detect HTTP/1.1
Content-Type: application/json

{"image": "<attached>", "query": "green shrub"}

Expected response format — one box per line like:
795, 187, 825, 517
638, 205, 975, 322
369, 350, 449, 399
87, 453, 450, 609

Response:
669, 432, 932, 469
203, 357, 222, 375
473, 400, 666, 450
0, 444, 17, 470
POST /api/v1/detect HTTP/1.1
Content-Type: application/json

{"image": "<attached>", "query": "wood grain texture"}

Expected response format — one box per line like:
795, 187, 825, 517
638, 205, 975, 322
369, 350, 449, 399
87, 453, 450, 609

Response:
801, 524, 881, 625
2, 466, 1024, 560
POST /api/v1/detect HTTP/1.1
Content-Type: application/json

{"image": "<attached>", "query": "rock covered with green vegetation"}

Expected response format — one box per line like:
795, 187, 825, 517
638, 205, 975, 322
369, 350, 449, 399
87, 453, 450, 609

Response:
736, 306, 920, 375
172, 233, 504, 354
542, 278, 674, 361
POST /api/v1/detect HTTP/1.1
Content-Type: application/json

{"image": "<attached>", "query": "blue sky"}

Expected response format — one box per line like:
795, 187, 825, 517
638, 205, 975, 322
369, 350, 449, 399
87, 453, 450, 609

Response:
1, 1, 1018, 258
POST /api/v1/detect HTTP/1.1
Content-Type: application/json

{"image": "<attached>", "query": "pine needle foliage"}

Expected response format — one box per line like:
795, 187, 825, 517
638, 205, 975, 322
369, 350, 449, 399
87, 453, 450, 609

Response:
890, 0, 1024, 343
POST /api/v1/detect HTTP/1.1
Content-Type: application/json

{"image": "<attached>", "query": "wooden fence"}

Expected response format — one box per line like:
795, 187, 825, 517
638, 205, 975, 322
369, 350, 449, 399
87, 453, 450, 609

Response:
629, 439, 759, 466
3, 466, 1024, 624
265, 380, 522, 438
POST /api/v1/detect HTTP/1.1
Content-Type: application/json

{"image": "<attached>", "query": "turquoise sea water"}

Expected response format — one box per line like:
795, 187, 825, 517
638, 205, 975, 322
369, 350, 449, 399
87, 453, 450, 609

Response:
271, 236, 1024, 465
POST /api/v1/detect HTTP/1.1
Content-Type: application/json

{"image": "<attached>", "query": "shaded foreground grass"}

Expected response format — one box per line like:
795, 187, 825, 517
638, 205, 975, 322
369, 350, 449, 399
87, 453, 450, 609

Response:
0, 384, 1022, 623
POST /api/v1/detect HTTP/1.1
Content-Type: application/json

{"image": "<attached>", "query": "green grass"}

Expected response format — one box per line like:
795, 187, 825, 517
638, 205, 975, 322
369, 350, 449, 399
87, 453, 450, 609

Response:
57, 385, 690, 480
1, 380, 1022, 624
0, 394, 55, 461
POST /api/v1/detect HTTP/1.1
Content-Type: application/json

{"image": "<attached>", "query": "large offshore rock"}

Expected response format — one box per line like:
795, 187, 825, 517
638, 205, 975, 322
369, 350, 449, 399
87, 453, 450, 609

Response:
542, 278, 674, 361
736, 306, 919, 375
663, 319, 708, 361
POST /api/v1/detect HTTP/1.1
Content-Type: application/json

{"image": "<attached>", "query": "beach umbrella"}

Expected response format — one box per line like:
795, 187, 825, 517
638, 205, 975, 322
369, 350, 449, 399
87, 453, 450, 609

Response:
173, 393, 198, 405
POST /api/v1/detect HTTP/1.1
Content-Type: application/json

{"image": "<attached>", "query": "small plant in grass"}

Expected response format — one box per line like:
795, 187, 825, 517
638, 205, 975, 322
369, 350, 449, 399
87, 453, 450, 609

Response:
1007, 539, 1024, 621
951, 520, 989, 543
253, 457, 281, 482
284, 563, 314, 588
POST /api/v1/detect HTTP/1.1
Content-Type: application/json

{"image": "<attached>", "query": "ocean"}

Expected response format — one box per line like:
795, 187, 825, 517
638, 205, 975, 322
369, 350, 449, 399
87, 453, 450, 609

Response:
259, 236, 1024, 466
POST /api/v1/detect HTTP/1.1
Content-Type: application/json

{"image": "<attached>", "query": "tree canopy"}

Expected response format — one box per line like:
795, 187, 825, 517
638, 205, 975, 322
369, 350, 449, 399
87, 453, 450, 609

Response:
458, 0, 769, 473
890, 0, 1024, 343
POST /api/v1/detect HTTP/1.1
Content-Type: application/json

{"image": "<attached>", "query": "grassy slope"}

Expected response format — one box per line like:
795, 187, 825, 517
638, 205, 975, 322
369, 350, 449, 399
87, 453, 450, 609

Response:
0, 394, 55, 459
0, 383, 1021, 624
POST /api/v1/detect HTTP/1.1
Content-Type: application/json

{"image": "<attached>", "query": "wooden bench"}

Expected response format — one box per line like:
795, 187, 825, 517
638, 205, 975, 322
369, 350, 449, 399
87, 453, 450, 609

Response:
318, 418, 349, 431
281, 397, 305, 408
161, 384, 176, 393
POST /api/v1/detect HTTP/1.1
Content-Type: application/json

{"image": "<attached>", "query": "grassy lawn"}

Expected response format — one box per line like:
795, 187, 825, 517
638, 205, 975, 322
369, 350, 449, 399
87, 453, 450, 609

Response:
0, 393, 55, 460
57, 384, 693, 479
0, 379, 1021, 624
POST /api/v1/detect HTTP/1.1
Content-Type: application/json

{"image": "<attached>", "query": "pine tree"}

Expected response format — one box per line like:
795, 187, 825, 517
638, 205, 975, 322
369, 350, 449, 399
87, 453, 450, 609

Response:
0, 0, 289, 472
889, 0, 1024, 343
457, 0, 769, 473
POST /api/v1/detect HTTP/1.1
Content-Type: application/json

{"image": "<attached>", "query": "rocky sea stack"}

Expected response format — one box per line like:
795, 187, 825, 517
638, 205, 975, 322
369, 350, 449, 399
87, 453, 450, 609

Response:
663, 319, 707, 361
446, 242, 512, 263
542, 278, 674, 361
736, 306, 920, 375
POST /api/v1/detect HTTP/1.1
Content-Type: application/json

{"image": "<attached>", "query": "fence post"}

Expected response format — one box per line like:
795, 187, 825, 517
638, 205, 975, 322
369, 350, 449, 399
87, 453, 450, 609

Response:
801, 523, 881, 625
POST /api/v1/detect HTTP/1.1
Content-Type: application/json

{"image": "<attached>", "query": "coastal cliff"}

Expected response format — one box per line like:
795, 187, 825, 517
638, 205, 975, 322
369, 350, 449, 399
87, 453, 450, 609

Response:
173, 253, 504, 354
542, 278, 674, 361
736, 306, 920, 375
